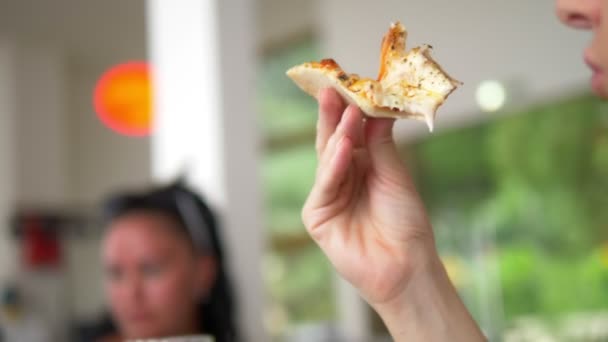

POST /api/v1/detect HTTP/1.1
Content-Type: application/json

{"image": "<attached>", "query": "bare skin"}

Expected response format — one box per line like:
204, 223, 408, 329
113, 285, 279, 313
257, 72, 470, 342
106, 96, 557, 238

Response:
102, 212, 215, 340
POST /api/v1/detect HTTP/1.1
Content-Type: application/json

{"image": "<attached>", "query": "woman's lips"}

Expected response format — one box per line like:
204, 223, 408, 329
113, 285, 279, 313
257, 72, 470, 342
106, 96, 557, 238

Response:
127, 311, 153, 323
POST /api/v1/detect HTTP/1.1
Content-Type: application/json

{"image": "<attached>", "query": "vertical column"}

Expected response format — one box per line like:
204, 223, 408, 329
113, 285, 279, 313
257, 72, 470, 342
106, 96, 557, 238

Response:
147, 1, 266, 341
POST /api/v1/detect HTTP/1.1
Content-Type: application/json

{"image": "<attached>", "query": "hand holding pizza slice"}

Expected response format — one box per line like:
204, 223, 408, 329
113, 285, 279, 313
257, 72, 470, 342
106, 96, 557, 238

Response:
297, 22, 485, 342
286, 21, 461, 131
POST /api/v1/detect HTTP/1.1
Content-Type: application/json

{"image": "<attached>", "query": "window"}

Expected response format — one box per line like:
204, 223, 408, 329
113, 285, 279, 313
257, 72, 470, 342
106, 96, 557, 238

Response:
259, 38, 338, 338
405, 94, 608, 340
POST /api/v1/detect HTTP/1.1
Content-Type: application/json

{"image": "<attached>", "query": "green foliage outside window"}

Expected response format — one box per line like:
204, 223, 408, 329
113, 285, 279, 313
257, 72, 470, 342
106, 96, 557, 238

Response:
410, 94, 608, 339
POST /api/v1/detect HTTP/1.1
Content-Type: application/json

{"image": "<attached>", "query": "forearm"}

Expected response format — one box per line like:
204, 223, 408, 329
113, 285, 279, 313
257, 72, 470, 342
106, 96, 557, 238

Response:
374, 254, 486, 342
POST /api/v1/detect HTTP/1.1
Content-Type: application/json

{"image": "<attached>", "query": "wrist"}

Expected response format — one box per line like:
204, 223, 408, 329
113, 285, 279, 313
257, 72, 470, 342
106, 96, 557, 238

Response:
373, 252, 486, 341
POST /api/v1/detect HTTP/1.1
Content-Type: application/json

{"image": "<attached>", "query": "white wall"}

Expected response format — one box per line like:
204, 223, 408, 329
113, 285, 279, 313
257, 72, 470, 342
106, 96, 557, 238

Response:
65, 61, 151, 320
0, 38, 18, 286
14, 43, 70, 206
257, 0, 318, 47
67, 61, 151, 205
319, 0, 590, 139
0, 0, 151, 206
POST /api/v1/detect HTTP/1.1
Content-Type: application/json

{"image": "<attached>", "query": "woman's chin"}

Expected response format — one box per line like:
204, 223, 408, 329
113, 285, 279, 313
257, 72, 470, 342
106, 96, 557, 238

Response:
591, 72, 608, 99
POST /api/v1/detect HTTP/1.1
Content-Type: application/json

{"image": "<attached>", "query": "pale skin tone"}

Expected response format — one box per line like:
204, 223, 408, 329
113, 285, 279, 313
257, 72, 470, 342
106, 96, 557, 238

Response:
102, 212, 216, 340
302, 1, 608, 341
557, 0, 608, 98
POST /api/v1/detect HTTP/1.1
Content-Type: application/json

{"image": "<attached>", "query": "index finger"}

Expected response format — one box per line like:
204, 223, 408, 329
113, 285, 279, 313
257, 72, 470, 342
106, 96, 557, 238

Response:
316, 88, 346, 157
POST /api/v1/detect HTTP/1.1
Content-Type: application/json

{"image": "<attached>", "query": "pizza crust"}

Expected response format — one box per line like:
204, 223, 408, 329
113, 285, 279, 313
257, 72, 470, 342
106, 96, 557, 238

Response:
285, 60, 400, 119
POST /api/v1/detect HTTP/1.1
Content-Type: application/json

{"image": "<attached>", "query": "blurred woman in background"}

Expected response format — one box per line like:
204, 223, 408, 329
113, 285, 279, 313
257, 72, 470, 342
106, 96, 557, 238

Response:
89, 182, 237, 342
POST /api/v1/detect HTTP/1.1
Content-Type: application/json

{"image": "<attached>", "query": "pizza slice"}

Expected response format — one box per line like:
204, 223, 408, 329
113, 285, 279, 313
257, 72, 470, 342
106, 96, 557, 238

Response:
286, 21, 461, 131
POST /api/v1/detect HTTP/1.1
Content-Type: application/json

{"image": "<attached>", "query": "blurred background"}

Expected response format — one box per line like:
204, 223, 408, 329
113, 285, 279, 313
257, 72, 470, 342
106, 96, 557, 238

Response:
0, 0, 606, 341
